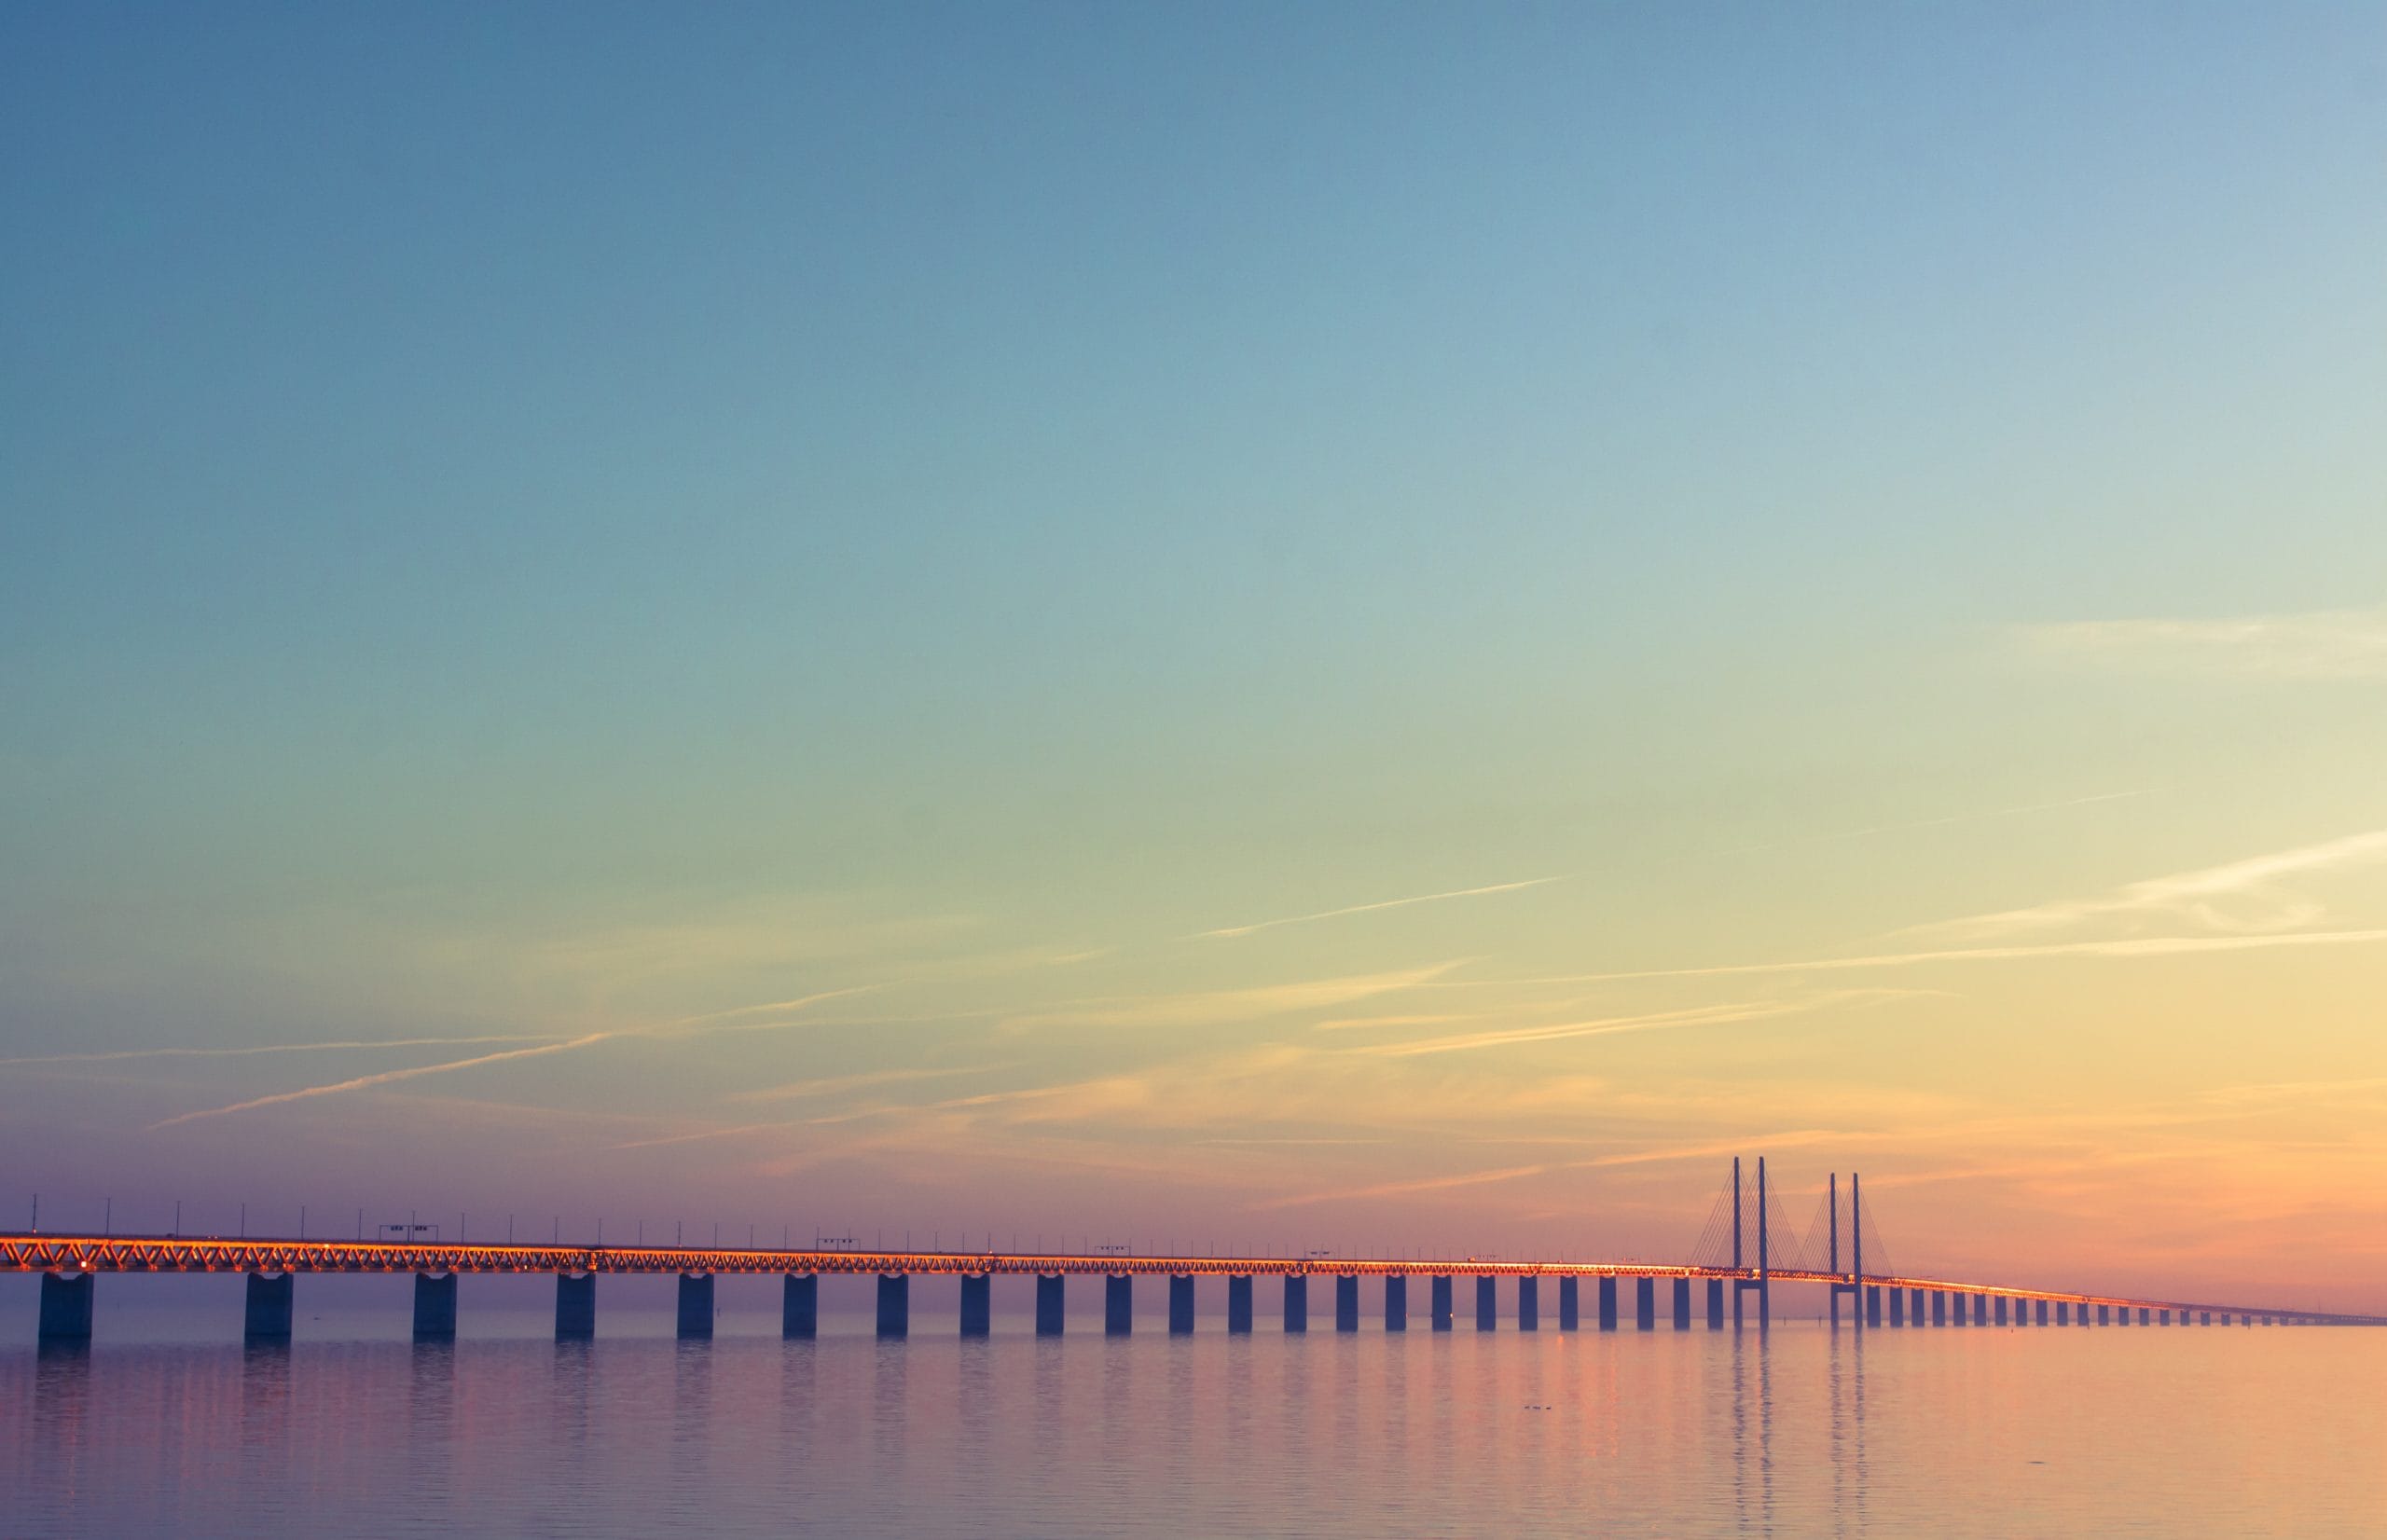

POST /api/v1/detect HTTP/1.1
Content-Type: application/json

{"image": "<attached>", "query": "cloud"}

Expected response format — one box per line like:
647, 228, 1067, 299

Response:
1451, 928, 2387, 988
725, 1063, 1007, 1105
1358, 999, 1839, 1057
1914, 828, 2387, 939
1253, 1163, 1552, 1209
1001, 963, 1460, 1030
1194, 877, 1564, 940
0, 1035, 556, 1067
146, 1034, 616, 1129
2013, 606, 2387, 680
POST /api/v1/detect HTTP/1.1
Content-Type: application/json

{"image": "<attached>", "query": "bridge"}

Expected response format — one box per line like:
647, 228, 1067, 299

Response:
10, 1160, 2381, 1341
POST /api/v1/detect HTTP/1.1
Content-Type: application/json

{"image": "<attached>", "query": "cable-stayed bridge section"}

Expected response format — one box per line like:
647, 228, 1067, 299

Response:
8, 1158, 2380, 1341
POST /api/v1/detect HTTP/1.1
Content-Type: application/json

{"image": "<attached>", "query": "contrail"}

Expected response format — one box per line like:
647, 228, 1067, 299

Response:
0, 1035, 554, 1067
1444, 928, 2387, 989
146, 1034, 614, 1130
1196, 876, 1566, 940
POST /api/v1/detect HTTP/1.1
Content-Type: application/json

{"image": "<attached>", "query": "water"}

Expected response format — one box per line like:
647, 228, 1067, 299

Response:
5, 1299, 2381, 1537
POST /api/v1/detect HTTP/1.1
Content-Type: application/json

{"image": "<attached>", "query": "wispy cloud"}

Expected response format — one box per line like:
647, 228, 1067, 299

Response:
725, 1064, 1006, 1105
1002, 964, 1459, 1030
1253, 1162, 1552, 1209
0, 1035, 555, 1067
147, 1034, 616, 1129
1359, 999, 1837, 1058
2014, 606, 2387, 680
1194, 877, 1564, 940
1449, 928, 2387, 988
1914, 828, 2387, 939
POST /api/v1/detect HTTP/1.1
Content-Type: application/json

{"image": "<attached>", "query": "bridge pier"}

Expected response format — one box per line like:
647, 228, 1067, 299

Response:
2118, 1304, 2131, 1326
1635, 1276, 1655, 1331
1226, 1275, 1252, 1334
2056, 1301, 2069, 1325
1170, 1275, 1195, 1335
1706, 1278, 1724, 1330
677, 1273, 714, 1340
1336, 1274, 1359, 1332
1864, 1285, 1881, 1327
1558, 1276, 1578, 1330
1994, 1296, 2008, 1326
1518, 1277, 1538, 1331
244, 1272, 294, 1342
1973, 1295, 1987, 1327
2139, 1307, 2151, 1326
37, 1272, 94, 1342
1475, 1275, 1497, 1331
557, 1272, 597, 1340
1889, 1286, 1904, 1327
2035, 1299, 2048, 1326
961, 1273, 992, 1338
2097, 1304, 2109, 1326
1673, 1277, 1691, 1330
1038, 1273, 1067, 1336
1597, 1275, 1618, 1331
1908, 1287, 1923, 1324
783, 1272, 816, 1339
413, 1272, 457, 1341
2201, 1311, 2210, 1326
1284, 1275, 1308, 1333
1429, 1275, 1453, 1331
1105, 1274, 1133, 1336
876, 1272, 909, 1339
1386, 1274, 1407, 1331
1930, 1290, 1945, 1327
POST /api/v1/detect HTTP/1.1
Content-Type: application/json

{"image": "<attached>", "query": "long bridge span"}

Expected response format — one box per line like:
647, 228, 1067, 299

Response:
11, 1161, 2381, 1341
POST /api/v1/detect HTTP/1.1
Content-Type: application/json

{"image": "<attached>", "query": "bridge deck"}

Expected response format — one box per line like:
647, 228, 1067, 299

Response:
4, 1233, 2378, 1326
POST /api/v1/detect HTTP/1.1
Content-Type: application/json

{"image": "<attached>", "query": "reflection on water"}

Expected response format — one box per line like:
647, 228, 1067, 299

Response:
5, 1323, 2384, 1538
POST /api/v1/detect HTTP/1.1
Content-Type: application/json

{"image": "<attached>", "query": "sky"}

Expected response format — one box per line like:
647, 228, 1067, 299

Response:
3, 2, 2385, 1310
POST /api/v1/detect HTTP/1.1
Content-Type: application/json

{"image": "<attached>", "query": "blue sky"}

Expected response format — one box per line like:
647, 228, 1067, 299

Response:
5, 3, 2385, 1301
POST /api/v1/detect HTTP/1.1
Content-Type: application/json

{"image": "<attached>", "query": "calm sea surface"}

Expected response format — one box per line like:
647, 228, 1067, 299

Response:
3, 1280, 2380, 1538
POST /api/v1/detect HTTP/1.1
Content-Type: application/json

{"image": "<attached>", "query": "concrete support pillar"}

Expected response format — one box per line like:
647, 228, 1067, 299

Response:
1226, 1275, 1252, 1335
1889, 1287, 1905, 1327
2139, 1308, 2150, 1326
2159, 1309, 2170, 1326
1335, 1275, 1359, 1333
2097, 1304, 2109, 1326
244, 1272, 294, 1341
1909, 1287, 1924, 1323
677, 1273, 715, 1341
557, 1272, 596, 1340
1994, 1296, 2008, 1326
1864, 1285, 1881, 1327
37, 1272, 94, 1342
1283, 1275, 1308, 1333
1597, 1275, 1619, 1331
1517, 1277, 1538, 1331
1429, 1275, 1453, 1332
1474, 1275, 1497, 1331
1706, 1278, 1724, 1329
1973, 1295, 1987, 1327
2201, 1311, 2211, 1326
1558, 1276, 1578, 1331
1105, 1274, 1133, 1336
1635, 1276, 1655, 1331
782, 1273, 816, 1340
876, 1272, 909, 1339
2117, 1304, 2131, 1327
413, 1272, 458, 1341
1038, 1273, 1068, 1336
1673, 1277, 1691, 1330
1931, 1290, 1946, 1327
1386, 1274, 1408, 1332
2035, 1299, 2049, 1326
1170, 1275, 1195, 1335
960, 1273, 992, 1338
